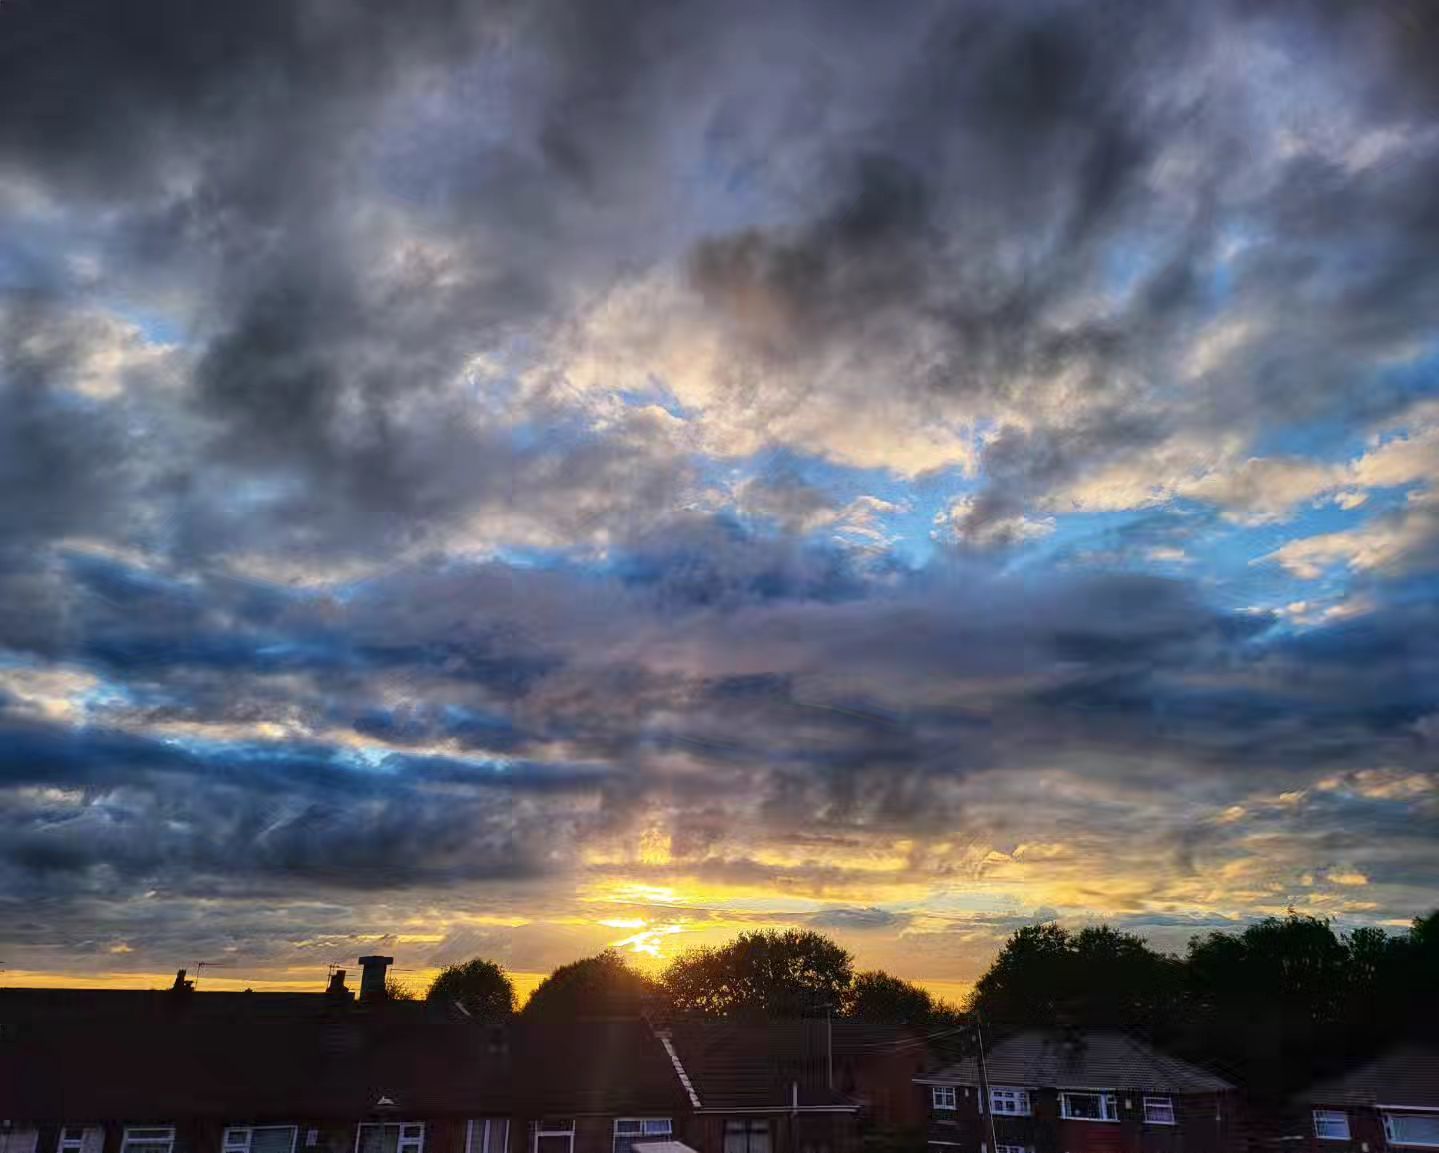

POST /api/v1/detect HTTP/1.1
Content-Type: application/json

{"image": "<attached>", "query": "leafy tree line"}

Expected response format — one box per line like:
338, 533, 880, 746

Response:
969, 911, 1439, 1099
408, 911, 1436, 1097
413, 929, 962, 1029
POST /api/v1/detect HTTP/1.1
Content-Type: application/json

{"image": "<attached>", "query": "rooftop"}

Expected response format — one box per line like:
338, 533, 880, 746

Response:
1298, 1046, 1439, 1109
922, 1028, 1233, 1095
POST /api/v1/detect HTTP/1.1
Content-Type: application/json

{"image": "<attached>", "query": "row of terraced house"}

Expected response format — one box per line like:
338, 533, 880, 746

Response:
2, 956, 1435, 1153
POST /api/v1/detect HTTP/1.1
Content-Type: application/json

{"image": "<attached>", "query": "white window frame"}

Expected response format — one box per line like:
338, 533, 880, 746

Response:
722, 1121, 770, 1153
612, 1119, 672, 1153
1143, 1097, 1176, 1126
990, 1088, 1033, 1117
122, 1129, 176, 1153
355, 1124, 425, 1153
58, 1129, 102, 1153
1313, 1111, 1351, 1141
1383, 1113, 1439, 1148
932, 1086, 958, 1111
225, 1129, 299, 1153
530, 1121, 574, 1153
1060, 1092, 1119, 1122
466, 1121, 511, 1153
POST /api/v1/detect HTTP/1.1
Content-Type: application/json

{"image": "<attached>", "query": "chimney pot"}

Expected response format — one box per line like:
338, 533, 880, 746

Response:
327, 969, 352, 998
357, 955, 394, 1002
171, 968, 194, 992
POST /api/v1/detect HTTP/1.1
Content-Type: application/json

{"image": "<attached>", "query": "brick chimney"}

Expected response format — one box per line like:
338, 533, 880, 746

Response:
357, 955, 394, 1002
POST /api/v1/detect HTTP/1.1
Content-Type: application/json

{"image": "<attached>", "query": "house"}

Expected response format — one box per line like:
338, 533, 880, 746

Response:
507, 1018, 694, 1153
915, 1028, 1237, 1153
0, 962, 511, 1153
660, 1020, 928, 1153
0, 962, 933, 1153
1294, 1045, 1439, 1153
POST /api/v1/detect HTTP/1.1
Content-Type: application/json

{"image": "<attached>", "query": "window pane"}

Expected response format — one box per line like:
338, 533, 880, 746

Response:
357, 1128, 390, 1153
1387, 1115, 1439, 1147
251, 1130, 295, 1153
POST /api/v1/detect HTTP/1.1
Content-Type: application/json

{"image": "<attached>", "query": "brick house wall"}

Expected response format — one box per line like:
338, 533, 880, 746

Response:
923, 1087, 1239, 1153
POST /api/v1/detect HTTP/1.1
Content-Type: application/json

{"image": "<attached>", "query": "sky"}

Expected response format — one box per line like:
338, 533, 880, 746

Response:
1, 0, 1437, 1001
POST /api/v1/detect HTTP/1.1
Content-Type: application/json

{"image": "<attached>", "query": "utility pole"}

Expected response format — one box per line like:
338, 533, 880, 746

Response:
826, 1002, 834, 1091
975, 1010, 1000, 1153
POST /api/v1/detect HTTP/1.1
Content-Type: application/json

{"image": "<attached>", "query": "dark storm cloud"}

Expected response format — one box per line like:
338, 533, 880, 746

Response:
0, 713, 618, 900
1, 0, 1437, 978
680, 0, 1439, 518
0, 0, 707, 563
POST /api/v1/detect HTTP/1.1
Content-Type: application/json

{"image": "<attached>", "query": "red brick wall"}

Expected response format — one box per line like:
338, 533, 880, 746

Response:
922, 1087, 1242, 1153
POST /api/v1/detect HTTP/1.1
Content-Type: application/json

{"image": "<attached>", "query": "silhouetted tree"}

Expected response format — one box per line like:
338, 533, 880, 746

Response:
383, 975, 417, 1001
1183, 913, 1357, 1099
426, 957, 516, 1020
969, 922, 1072, 1025
970, 923, 1179, 1029
664, 929, 854, 1018
521, 950, 660, 1019
848, 969, 940, 1024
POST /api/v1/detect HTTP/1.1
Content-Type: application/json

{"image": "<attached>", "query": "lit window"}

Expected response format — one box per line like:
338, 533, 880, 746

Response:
1313, 1112, 1351, 1141
1060, 1092, 1119, 1121
613, 1120, 672, 1153
723, 1121, 770, 1153
990, 1088, 1032, 1116
59, 1129, 102, 1153
1143, 1098, 1176, 1126
531, 1120, 574, 1153
226, 1128, 299, 1153
356, 1124, 424, 1153
122, 1128, 176, 1153
932, 1086, 958, 1111
467, 1121, 511, 1153
1383, 1114, 1439, 1148
996, 1145, 1032, 1153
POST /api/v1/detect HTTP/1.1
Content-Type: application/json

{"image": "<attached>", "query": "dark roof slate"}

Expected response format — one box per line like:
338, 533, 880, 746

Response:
0, 1013, 510, 1120
664, 1020, 920, 1110
924, 1029, 1232, 1095
1297, 1046, 1439, 1109
0, 989, 685, 1121
508, 1017, 691, 1115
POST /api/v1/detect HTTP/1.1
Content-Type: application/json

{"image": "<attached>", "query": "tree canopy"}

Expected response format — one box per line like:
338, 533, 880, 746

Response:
521, 950, 660, 1019
969, 910, 1439, 1100
849, 969, 954, 1025
971, 923, 1181, 1029
426, 957, 516, 1020
663, 929, 855, 1018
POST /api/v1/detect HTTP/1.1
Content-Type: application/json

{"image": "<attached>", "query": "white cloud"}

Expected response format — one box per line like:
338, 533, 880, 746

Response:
1263, 488, 1439, 578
